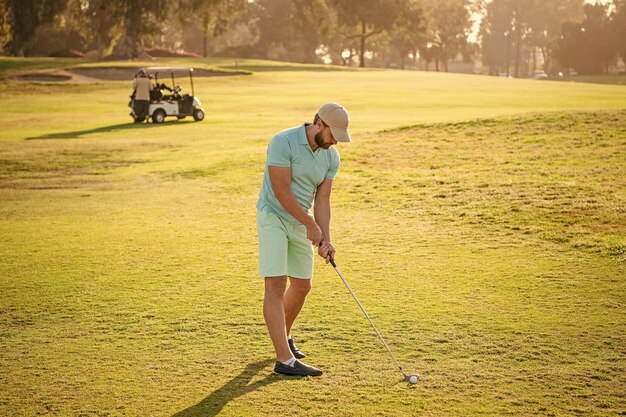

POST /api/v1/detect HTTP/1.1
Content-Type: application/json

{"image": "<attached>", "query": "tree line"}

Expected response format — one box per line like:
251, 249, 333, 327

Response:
1, 0, 624, 76
480, 0, 625, 76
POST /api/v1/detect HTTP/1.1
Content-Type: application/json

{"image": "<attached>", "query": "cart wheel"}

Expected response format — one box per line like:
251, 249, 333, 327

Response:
193, 109, 205, 122
152, 109, 166, 124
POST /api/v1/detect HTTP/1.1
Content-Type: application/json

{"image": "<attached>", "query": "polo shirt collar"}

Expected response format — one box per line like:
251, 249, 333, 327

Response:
299, 123, 316, 154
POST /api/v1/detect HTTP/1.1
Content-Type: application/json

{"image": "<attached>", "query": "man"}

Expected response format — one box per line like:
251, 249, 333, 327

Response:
256, 103, 351, 377
132, 70, 153, 122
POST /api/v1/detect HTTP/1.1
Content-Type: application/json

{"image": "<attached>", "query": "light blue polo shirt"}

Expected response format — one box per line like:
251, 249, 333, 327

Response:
257, 123, 340, 225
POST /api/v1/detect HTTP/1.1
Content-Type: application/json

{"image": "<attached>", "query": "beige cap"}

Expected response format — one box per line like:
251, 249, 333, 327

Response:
318, 103, 351, 143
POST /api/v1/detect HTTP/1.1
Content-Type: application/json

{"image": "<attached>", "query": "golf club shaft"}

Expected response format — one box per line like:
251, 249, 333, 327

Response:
329, 258, 406, 377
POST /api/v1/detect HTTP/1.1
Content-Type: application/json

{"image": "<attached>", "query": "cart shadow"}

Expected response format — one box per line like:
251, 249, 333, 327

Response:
171, 359, 281, 417
25, 121, 183, 140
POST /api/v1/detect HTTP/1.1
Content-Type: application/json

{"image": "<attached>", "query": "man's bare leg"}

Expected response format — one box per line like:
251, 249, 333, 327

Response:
266, 275, 322, 376
284, 277, 312, 337
263, 276, 293, 362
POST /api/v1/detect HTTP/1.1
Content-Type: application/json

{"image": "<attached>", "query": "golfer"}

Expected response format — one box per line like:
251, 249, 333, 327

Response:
256, 103, 351, 376
132, 70, 153, 122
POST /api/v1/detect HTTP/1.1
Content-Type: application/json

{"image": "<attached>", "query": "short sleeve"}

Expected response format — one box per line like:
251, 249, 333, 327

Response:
266, 135, 292, 167
325, 149, 340, 180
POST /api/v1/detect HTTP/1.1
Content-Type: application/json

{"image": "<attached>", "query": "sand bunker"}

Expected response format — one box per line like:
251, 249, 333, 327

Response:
16, 73, 72, 82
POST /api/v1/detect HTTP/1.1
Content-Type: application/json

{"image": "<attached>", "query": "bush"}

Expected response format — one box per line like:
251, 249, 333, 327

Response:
25, 23, 85, 57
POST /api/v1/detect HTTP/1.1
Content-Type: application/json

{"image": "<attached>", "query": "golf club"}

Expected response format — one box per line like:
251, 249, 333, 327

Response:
328, 256, 420, 384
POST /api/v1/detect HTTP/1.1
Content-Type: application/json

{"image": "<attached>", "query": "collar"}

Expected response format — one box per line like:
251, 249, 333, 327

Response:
299, 123, 317, 154
298, 123, 310, 146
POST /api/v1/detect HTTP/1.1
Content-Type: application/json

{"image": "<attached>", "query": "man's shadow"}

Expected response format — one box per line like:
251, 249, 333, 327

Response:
171, 359, 279, 417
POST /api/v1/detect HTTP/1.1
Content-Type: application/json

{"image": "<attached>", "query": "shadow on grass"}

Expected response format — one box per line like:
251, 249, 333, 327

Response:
171, 359, 280, 417
25, 121, 182, 140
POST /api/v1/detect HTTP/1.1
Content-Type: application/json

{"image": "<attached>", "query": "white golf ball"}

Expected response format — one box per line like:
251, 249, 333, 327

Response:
409, 375, 418, 384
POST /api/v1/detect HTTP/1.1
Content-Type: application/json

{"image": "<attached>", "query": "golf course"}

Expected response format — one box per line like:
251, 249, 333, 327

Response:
0, 57, 625, 416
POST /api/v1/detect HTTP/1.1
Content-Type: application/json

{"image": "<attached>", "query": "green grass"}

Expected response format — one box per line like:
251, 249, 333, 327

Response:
0, 58, 625, 416
0, 57, 80, 78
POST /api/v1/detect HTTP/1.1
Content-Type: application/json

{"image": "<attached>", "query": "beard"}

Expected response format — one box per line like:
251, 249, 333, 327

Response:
315, 131, 331, 149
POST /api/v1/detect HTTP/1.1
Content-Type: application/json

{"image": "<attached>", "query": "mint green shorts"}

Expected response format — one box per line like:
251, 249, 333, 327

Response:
256, 209, 314, 279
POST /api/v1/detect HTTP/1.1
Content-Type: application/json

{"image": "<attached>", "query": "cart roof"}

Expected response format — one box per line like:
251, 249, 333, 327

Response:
138, 67, 194, 75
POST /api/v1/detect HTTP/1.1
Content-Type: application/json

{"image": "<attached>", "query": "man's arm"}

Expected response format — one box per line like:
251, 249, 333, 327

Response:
314, 178, 336, 262
268, 166, 323, 245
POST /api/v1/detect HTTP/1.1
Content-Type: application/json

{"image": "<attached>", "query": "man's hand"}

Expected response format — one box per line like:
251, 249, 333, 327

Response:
318, 241, 336, 264
306, 222, 323, 246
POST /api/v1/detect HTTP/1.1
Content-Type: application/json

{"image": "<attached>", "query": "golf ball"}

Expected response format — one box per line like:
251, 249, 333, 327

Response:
409, 375, 418, 384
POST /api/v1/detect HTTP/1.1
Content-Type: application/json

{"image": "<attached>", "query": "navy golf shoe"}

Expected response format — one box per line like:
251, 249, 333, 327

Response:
274, 360, 323, 377
288, 337, 306, 359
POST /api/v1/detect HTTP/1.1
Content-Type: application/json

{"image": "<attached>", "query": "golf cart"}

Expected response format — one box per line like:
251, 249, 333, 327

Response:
129, 67, 205, 123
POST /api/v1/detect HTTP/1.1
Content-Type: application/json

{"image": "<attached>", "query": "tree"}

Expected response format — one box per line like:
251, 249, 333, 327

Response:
388, 0, 425, 69
0, 1, 11, 54
62, 0, 116, 55
180, 0, 247, 57
554, 3, 616, 75
420, 0, 472, 72
479, 0, 535, 77
109, 0, 173, 58
252, 0, 333, 63
323, 36, 360, 66
1, 0, 66, 56
612, 0, 626, 64
418, 42, 441, 70
330, 0, 407, 67
583, 2, 616, 74
54, 0, 172, 58
525, 0, 584, 73
480, 0, 585, 77
479, 0, 515, 75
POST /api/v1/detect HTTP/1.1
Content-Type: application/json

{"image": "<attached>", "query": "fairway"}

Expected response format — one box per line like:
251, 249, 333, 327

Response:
1, 58, 625, 416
